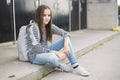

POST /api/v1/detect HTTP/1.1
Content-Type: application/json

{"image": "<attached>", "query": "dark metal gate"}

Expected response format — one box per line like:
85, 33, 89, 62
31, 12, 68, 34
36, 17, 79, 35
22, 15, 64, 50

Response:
0, 0, 87, 43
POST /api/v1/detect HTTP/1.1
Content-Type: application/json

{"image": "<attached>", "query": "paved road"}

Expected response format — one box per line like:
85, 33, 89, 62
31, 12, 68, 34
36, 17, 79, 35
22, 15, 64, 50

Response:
42, 34, 120, 80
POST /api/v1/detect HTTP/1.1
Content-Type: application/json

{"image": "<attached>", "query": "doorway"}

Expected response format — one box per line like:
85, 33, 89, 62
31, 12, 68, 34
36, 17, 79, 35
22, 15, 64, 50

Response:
70, 0, 87, 31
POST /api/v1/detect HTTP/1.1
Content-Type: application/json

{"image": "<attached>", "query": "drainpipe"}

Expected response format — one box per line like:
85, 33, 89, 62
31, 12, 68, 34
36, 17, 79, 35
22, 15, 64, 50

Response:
12, 0, 16, 44
79, 0, 82, 30
69, 0, 72, 32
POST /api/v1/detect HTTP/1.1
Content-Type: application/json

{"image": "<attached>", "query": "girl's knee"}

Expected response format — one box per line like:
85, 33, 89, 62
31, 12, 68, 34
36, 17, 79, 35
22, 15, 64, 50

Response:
49, 53, 58, 61
48, 53, 59, 66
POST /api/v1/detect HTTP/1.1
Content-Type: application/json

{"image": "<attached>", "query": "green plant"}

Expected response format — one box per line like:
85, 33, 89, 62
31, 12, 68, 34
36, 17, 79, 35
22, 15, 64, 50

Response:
36, 73, 48, 80
36, 77, 41, 80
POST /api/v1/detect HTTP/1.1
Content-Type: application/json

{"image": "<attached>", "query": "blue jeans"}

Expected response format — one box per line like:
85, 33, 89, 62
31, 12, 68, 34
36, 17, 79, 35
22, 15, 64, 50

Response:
32, 37, 77, 67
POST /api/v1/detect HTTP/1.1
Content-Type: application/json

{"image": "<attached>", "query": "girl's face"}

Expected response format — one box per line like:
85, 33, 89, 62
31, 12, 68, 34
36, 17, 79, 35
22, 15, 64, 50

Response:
43, 9, 51, 25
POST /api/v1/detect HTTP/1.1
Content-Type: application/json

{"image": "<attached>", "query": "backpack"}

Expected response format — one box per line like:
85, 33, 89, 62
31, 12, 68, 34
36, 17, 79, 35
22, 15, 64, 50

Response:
17, 20, 34, 61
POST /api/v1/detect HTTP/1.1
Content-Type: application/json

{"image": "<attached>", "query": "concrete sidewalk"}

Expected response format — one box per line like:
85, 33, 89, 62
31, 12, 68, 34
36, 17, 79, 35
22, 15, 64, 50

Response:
41, 31, 120, 80
0, 29, 120, 80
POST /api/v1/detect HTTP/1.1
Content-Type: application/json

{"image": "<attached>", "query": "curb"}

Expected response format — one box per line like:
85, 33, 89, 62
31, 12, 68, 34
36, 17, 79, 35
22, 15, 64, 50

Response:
75, 31, 120, 59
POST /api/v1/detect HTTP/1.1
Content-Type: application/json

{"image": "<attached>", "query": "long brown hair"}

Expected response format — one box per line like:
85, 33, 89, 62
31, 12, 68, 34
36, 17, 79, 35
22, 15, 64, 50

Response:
35, 5, 52, 42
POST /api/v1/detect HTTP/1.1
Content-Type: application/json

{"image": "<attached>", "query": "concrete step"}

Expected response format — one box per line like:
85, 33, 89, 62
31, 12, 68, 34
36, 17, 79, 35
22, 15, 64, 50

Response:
0, 42, 54, 80
0, 30, 119, 80
0, 60, 54, 80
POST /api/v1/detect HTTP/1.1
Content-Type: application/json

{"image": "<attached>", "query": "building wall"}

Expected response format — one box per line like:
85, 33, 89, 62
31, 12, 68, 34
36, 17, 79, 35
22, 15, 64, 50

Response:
87, 0, 118, 30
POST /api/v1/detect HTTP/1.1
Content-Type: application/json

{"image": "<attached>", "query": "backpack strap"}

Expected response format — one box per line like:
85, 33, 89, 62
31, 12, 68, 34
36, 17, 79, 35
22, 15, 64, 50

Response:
26, 20, 35, 33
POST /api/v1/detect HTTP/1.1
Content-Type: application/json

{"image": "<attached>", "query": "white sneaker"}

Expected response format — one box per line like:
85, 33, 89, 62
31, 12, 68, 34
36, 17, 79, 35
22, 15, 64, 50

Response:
72, 65, 90, 77
59, 64, 72, 72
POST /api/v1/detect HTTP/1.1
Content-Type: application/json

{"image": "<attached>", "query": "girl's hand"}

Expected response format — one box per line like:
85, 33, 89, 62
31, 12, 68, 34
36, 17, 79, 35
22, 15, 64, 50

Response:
63, 46, 70, 56
51, 50, 67, 60
57, 52, 67, 60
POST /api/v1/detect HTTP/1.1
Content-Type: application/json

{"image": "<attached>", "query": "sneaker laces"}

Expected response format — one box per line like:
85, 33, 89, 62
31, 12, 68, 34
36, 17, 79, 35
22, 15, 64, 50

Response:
59, 64, 72, 72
